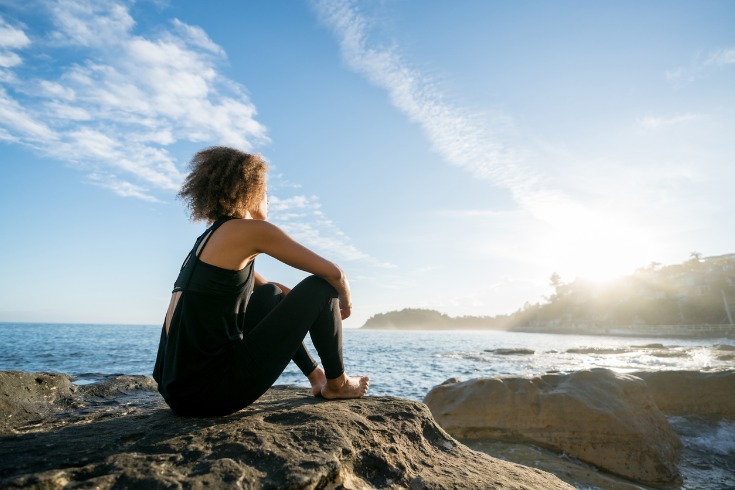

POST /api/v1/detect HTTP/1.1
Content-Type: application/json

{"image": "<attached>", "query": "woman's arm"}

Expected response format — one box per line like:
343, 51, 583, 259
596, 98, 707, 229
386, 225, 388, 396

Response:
238, 220, 352, 319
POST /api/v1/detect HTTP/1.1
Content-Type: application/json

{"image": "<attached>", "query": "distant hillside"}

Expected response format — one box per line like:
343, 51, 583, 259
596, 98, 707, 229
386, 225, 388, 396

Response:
514, 253, 735, 330
361, 308, 510, 330
361, 253, 735, 334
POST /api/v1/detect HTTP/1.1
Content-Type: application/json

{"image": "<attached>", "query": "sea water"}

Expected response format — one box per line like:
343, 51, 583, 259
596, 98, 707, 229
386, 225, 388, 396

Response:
1, 323, 733, 489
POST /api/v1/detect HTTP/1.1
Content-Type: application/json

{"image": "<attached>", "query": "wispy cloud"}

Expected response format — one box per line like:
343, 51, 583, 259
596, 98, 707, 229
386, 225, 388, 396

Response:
705, 47, 735, 66
1, 1, 379, 266
311, 0, 530, 191
269, 193, 393, 266
0, 1, 267, 200
638, 113, 704, 130
267, 169, 383, 265
0, 17, 30, 68
667, 45, 735, 86
88, 172, 161, 203
311, 0, 694, 283
311, 0, 582, 225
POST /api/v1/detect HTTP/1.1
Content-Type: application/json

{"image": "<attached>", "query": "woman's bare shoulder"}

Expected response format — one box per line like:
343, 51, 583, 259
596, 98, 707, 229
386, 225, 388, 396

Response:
225, 218, 281, 234
219, 219, 288, 248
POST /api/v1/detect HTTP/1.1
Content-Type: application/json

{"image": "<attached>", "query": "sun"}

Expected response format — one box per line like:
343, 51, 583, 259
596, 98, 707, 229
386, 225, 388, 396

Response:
561, 248, 645, 284
536, 204, 658, 285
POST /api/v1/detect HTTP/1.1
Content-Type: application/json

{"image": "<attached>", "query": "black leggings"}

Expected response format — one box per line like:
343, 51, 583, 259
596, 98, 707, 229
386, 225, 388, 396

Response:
243, 282, 321, 377
174, 275, 345, 416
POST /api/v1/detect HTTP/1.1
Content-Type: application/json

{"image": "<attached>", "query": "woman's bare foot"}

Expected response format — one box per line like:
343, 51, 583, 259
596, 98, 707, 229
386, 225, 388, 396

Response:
321, 373, 369, 400
307, 366, 327, 397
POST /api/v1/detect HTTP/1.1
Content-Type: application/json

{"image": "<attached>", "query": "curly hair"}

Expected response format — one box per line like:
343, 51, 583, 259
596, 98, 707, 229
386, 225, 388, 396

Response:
178, 146, 268, 222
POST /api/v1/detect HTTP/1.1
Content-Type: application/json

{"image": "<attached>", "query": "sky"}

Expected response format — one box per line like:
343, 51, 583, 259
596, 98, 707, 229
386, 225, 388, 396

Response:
0, 0, 733, 328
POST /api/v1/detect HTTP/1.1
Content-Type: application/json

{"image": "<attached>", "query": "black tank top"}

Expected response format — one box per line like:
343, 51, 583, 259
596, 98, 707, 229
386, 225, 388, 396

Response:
153, 217, 255, 403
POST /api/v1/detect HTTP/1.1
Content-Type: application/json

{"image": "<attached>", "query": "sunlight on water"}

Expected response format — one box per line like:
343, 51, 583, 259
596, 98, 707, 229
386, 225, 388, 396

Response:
277, 329, 735, 401
1, 324, 732, 402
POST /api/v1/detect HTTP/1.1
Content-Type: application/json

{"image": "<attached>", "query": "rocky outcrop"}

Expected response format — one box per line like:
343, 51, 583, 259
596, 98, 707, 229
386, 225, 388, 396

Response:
634, 370, 735, 419
0, 371, 573, 489
424, 369, 682, 486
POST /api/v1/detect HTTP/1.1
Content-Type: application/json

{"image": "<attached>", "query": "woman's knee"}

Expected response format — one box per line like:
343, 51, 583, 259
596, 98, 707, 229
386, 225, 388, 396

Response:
246, 284, 284, 320
251, 283, 283, 301
296, 275, 338, 298
262, 283, 282, 294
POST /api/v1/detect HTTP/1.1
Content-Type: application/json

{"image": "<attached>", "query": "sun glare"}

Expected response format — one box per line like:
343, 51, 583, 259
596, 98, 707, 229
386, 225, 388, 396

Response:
561, 249, 643, 284
535, 202, 657, 285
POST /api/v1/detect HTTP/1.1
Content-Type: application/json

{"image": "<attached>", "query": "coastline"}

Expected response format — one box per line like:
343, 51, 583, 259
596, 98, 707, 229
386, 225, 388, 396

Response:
511, 323, 735, 339
362, 323, 735, 339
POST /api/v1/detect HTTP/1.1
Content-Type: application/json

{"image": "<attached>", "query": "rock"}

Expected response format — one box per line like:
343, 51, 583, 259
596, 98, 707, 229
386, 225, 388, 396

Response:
424, 369, 682, 486
0, 371, 79, 432
485, 349, 535, 355
0, 371, 573, 490
565, 347, 630, 355
461, 439, 652, 490
634, 370, 735, 419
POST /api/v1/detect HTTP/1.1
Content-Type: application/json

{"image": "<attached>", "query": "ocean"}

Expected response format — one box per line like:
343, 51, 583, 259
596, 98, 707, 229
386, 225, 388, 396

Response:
1, 323, 733, 489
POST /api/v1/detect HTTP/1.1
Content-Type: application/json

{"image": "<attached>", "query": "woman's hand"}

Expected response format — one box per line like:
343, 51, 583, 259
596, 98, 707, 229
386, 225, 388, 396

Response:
339, 297, 352, 320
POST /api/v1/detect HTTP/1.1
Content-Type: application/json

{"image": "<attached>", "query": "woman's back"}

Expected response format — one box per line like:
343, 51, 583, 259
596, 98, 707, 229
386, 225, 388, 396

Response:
153, 217, 255, 403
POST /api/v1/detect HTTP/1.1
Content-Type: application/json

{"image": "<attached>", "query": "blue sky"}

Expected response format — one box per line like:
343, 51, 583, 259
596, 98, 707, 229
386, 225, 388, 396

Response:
1, 0, 733, 327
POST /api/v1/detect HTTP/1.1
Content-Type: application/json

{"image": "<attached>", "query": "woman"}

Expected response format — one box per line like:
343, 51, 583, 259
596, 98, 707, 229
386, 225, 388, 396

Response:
153, 146, 369, 417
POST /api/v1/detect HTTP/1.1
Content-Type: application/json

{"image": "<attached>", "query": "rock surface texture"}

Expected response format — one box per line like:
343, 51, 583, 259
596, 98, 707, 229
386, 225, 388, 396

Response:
424, 369, 683, 486
0, 371, 572, 490
633, 370, 735, 419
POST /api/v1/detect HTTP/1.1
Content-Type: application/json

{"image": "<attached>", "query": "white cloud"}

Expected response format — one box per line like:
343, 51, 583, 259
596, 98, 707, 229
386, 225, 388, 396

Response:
1, 1, 384, 283
0, 17, 31, 49
49, 0, 135, 47
269, 193, 392, 266
705, 47, 735, 66
0, 0, 267, 200
171, 18, 225, 56
0, 17, 30, 69
269, 195, 313, 212
312, 0, 575, 224
0, 126, 17, 142
0, 51, 22, 68
38, 80, 76, 100
44, 101, 92, 121
88, 172, 160, 202
311, 0, 712, 285
667, 45, 735, 86
312, 0, 526, 190
638, 113, 704, 130
0, 88, 58, 140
